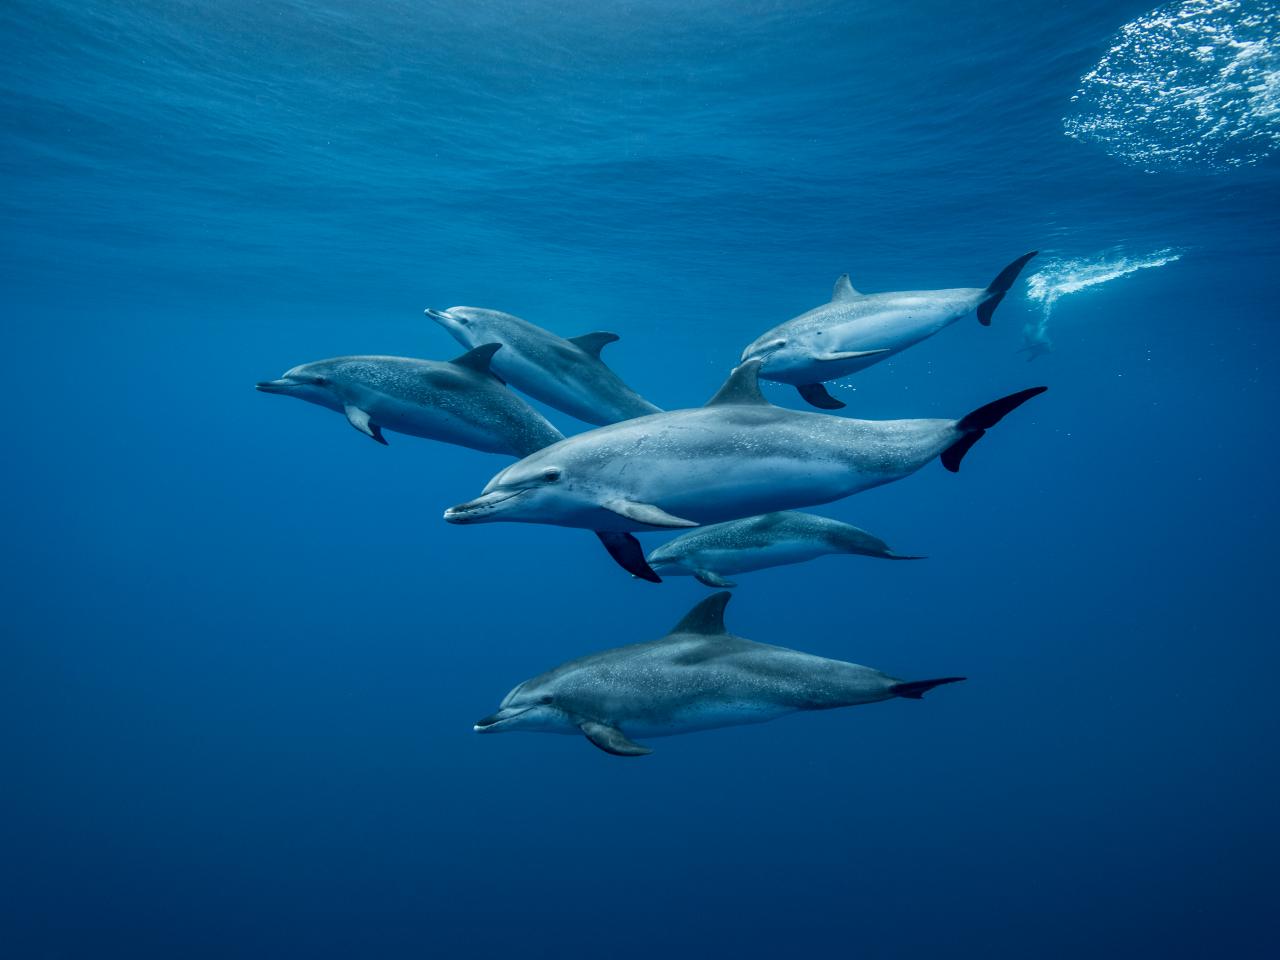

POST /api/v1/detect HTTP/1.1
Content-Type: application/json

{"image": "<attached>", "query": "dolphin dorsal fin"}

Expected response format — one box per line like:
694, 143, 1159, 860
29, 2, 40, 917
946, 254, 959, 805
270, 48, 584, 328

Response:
670, 591, 731, 635
568, 331, 620, 359
832, 274, 862, 301
705, 360, 769, 407
451, 342, 503, 375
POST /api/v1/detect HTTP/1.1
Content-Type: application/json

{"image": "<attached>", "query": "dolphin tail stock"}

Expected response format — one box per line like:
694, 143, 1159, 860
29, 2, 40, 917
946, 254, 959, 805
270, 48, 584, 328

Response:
977, 251, 1038, 326
890, 677, 966, 699
596, 531, 662, 583
940, 385, 1047, 473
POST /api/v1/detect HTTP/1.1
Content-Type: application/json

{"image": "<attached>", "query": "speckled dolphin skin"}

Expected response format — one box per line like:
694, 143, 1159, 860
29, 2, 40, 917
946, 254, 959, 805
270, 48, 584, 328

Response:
255, 345, 563, 457
443, 359, 1045, 580
740, 252, 1038, 409
474, 592, 964, 757
425, 305, 661, 425
646, 511, 922, 588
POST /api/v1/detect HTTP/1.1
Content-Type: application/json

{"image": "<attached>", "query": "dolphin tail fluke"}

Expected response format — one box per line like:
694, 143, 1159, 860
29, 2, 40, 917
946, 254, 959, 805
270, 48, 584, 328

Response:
796, 382, 846, 410
941, 386, 1047, 473
977, 251, 1037, 326
891, 677, 965, 699
596, 531, 662, 583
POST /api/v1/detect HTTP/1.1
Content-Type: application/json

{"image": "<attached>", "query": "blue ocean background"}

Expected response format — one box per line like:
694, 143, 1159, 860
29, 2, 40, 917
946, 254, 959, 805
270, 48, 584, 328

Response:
4, 1, 1278, 956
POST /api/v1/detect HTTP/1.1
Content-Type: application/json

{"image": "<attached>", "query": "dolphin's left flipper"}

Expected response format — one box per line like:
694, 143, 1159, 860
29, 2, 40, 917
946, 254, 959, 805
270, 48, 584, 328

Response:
604, 500, 698, 528
815, 348, 890, 363
596, 532, 662, 582
796, 382, 846, 410
579, 720, 652, 757
568, 332, 620, 359
344, 405, 388, 445
694, 570, 737, 588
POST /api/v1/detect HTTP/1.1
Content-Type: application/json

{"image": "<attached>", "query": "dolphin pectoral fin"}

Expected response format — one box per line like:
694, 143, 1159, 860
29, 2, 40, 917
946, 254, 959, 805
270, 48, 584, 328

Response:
568, 331, 620, 359
694, 570, 737, 589
344, 405, 387, 445
578, 721, 652, 757
815, 348, 890, 362
596, 532, 662, 582
831, 274, 863, 301
796, 382, 846, 410
604, 500, 698, 528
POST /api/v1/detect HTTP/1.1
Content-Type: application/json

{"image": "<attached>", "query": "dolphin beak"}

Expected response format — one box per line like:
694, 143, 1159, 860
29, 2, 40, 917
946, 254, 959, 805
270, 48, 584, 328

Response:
444, 489, 525, 524
425, 307, 456, 323
741, 338, 786, 363
473, 706, 531, 733
255, 378, 295, 394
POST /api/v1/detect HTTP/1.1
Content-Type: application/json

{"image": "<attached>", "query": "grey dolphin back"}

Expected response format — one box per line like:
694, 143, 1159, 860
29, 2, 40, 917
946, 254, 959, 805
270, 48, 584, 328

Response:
977, 251, 1038, 326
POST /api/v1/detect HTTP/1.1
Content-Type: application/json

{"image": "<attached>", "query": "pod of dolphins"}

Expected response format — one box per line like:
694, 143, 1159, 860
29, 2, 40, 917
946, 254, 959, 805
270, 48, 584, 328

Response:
258, 253, 1045, 757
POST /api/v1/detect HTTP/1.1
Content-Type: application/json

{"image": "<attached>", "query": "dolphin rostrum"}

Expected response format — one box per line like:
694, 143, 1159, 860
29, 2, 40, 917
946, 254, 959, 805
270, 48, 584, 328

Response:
646, 510, 923, 588
443, 359, 1046, 581
740, 252, 1038, 409
256, 346, 563, 457
474, 592, 964, 757
425, 305, 661, 425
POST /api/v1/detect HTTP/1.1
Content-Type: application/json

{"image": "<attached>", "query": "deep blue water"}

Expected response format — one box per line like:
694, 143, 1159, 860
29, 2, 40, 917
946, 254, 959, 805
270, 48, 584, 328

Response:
4, 1, 1279, 957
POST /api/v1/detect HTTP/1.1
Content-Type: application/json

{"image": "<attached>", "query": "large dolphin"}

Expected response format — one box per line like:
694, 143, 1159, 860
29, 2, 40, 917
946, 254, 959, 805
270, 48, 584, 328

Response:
474, 592, 963, 757
740, 252, 1038, 409
424, 305, 661, 425
256, 346, 563, 457
444, 359, 1046, 581
646, 511, 922, 588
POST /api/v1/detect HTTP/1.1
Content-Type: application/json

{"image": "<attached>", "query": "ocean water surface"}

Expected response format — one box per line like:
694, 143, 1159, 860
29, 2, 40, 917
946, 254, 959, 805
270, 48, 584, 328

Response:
3, 1, 1278, 957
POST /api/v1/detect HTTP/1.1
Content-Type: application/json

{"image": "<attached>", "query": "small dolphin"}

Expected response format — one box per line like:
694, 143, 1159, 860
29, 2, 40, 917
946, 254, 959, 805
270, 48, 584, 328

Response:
256, 345, 563, 456
474, 591, 963, 757
1018, 324, 1054, 362
646, 511, 922, 587
740, 252, 1038, 409
425, 306, 661, 425
444, 359, 1045, 581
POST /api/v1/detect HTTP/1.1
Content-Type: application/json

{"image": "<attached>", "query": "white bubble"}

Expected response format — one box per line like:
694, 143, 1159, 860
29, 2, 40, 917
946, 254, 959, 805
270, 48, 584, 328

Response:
1064, 0, 1280, 172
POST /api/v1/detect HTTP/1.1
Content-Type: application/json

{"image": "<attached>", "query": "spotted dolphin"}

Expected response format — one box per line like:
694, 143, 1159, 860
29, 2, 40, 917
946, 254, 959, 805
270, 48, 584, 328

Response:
740, 252, 1038, 409
646, 511, 922, 587
443, 359, 1046, 581
255, 346, 563, 456
425, 305, 661, 425
474, 592, 964, 757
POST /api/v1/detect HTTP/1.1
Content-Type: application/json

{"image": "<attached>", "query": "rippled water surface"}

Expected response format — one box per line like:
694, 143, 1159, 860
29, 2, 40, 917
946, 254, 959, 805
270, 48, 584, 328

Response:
3, 2, 1278, 958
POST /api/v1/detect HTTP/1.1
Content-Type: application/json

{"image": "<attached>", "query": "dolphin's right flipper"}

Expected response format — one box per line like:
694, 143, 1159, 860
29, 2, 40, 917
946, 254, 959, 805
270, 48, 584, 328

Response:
344, 405, 387, 445
694, 570, 737, 588
796, 383, 846, 410
604, 500, 698, 528
596, 532, 662, 582
579, 721, 652, 757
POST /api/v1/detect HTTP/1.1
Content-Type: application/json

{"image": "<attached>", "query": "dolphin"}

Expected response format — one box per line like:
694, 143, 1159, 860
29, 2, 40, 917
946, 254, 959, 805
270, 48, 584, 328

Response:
424, 305, 661, 425
740, 252, 1038, 409
443, 359, 1046, 581
646, 511, 923, 588
474, 591, 964, 757
1018, 324, 1054, 362
255, 345, 563, 457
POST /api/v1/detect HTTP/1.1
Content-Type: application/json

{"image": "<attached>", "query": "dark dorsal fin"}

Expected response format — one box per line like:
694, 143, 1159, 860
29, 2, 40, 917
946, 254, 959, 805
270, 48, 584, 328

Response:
705, 360, 769, 407
832, 274, 862, 301
451, 342, 503, 375
670, 591, 731, 635
568, 331, 620, 359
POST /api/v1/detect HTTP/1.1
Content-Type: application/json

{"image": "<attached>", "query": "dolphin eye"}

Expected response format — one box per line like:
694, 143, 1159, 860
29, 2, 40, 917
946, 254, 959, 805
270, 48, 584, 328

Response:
542, 469, 561, 483
539, 695, 554, 704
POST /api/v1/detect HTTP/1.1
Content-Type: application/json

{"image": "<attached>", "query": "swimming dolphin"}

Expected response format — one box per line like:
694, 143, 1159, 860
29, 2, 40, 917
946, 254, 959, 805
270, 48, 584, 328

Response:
444, 359, 1046, 581
474, 591, 963, 757
1018, 323, 1054, 362
255, 346, 563, 456
740, 252, 1038, 409
646, 511, 922, 588
425, 305, 661, 425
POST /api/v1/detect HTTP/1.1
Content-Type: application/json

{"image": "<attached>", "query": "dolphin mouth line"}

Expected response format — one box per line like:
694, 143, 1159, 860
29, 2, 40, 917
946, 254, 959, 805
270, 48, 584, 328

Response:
473, 705, 534, 732
425, 307, 456, 322
443, 488, 528, 524
255, 379, 297, 394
